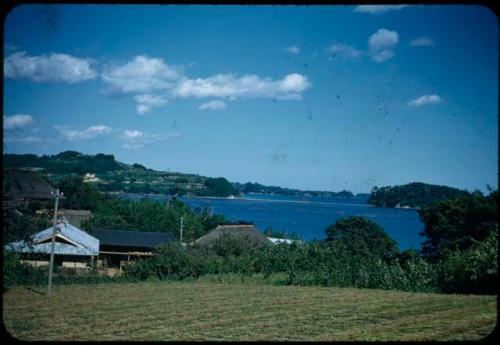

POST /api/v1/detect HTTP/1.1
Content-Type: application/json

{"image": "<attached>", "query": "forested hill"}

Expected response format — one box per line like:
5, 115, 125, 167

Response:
367, 182, 470, 208
3, 151, 355, 198
3, 151, 239, 197
232, 182, 354, 198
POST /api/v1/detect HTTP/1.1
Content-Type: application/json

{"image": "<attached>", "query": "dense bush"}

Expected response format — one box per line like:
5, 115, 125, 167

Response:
436, 231, 497, 294
124, 243, 205, 280
120, 239, 440, 293
325, 217, 398, 262
419, 191, 497, 262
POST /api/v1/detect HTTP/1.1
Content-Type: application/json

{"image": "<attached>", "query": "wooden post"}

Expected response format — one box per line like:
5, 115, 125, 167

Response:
48, 189, 64, 296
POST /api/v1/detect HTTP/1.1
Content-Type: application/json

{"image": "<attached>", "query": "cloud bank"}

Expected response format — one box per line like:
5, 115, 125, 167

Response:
173, 73, 310, 100
4, 51, 96, 83
4, 114, 34, 129
56, 125, 112, 141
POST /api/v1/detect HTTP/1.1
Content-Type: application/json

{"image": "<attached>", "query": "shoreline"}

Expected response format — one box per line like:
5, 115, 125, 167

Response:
107, 191, 422, 210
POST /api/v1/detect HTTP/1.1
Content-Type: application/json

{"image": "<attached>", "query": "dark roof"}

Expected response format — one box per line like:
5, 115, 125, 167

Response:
192, 224, 273, 247
4, 169, 56, 200
91, 230, 173, 248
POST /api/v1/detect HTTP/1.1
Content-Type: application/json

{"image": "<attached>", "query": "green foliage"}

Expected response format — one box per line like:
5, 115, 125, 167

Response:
2, 252, 48, 288
82, 197, 210, 241
368, 182, 469, 208
437, 231, 497, 294
201, 177, 240, 197
210, 233, 263, 257
235, 181, 354, 198
4, 151, 121, 175
57, 175, 105, 211
418, 190, 497, 262
124, 243, 204, 280
325, 217, 398, 262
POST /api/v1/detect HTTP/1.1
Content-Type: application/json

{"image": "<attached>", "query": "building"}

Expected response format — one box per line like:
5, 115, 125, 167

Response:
267, 237, 304, 245
91, 229, 173, 274
59, 209, 93, 228
3, 168, 57, 208
192, 224, 274, 248
5, 218, 99, 271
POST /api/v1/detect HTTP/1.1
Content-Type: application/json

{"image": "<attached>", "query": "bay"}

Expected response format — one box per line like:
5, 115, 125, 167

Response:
119, 192, 425, 251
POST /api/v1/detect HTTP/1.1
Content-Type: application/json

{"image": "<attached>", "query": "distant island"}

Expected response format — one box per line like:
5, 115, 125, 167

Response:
367, 182, 470, 209
232, 182, 355, 198
3, 151, 356, 199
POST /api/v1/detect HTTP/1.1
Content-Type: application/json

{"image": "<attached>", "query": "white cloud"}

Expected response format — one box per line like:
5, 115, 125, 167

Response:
4, 136, 42, 144
409, 37, 435, 47
408, 94, 442, 107
120, 129, 179, 149
4, 51, 96, 83
285, 45, 300, 54
173, 73, 310, 100
56, 125, 112, 141
368, 28, 399, 62
198, 100, 227, 111
328, 43, 363, 58
134, 94, 168, 115
353, 5, 408, 14
101, 55, 182, 95
4, 114, 34, 129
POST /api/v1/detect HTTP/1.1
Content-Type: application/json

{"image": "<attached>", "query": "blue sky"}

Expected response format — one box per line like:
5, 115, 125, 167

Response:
3, 4, 498, 194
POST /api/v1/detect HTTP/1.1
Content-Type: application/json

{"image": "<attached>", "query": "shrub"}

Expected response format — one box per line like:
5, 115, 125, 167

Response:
437, 231, 497, 294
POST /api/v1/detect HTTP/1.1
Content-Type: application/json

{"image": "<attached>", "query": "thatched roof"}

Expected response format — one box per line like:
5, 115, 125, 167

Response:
192, 224, 273, 247
59, 209, 92, 228
4, 168, 56, 200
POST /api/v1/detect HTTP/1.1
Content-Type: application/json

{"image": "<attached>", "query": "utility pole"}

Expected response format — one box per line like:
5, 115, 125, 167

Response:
48, 188, 64, 296
180, 216, 184, 244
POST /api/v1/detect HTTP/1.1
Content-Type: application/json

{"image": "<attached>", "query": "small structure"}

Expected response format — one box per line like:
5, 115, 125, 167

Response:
83, 173, 100, 183
5, 218, 99, 270
4, 168, 56, 207
267, 237, 304, 245
59, 209, 92, 228
192, 224, 273, 248
91, 230, 173, 274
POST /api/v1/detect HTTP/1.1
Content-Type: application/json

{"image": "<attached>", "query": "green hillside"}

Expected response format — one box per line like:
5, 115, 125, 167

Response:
3, 151, 239, 197
367, 182, 470, 208
3, 151, 357, 198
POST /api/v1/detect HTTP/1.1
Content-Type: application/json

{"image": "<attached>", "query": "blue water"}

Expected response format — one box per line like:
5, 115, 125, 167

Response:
117, 193, 425, 251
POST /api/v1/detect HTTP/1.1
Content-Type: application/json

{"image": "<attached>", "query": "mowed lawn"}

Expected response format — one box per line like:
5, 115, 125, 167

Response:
3, 281, 496, 341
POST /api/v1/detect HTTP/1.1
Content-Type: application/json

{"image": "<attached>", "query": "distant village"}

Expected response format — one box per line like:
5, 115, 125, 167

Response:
4, 168, 302, 277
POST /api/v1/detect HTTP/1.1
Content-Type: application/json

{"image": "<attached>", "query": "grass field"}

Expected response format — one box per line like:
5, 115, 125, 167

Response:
3, 280, 497, 341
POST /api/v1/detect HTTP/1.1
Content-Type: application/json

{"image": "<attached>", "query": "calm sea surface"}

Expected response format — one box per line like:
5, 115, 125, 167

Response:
119, 193, 425, 251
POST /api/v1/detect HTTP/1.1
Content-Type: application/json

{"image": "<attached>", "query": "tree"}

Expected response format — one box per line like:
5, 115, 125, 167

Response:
57, 175, 104, 211
418, 190, 497, 262
202, 177, 240, 197
324, 216, 398, 262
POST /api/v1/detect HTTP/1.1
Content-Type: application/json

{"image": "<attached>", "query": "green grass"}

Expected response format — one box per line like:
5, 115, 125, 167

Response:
3, 280, 496, 341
